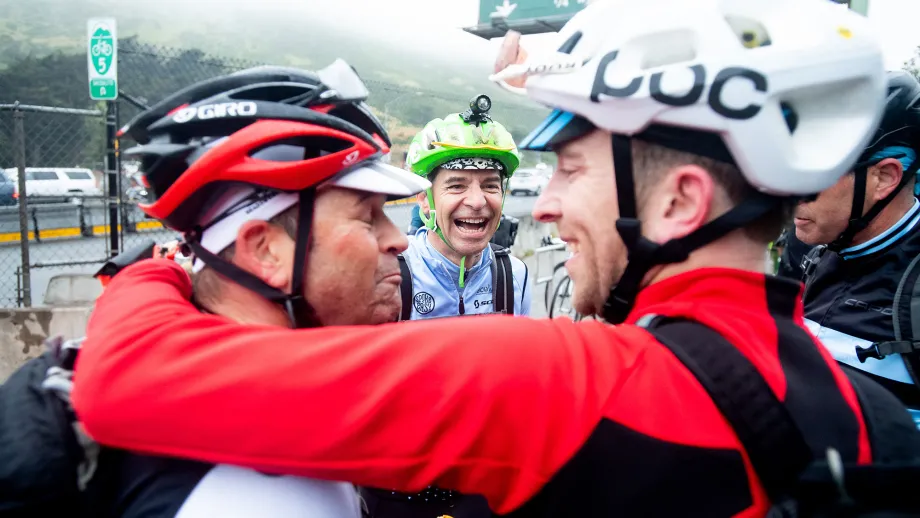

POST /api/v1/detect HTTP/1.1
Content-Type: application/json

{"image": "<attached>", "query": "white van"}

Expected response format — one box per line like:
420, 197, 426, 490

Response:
3, 167, 102, 198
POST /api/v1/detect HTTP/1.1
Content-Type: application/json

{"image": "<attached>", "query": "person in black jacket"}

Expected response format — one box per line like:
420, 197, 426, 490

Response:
794, 70, 920, 426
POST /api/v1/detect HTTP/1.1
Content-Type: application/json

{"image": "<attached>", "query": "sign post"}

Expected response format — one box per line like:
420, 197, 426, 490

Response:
87, 18, 118, 101
88, 18, 121, 256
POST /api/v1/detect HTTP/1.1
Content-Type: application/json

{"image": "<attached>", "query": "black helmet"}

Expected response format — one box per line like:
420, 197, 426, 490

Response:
859, 70, 920, 160
120, 63, 391, 231
829, 71, 920, 251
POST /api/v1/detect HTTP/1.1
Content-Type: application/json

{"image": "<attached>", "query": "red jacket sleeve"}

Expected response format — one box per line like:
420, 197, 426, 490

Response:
72, 259, 651, 513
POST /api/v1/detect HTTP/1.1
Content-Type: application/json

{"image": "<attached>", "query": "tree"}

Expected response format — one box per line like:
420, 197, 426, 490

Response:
904, 46, 920, 81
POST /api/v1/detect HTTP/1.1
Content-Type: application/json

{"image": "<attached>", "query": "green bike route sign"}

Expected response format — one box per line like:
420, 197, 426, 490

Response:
87, 18, 117, 101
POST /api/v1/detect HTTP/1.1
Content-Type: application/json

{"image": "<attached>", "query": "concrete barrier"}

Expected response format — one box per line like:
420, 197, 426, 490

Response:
0, 306, 93, 382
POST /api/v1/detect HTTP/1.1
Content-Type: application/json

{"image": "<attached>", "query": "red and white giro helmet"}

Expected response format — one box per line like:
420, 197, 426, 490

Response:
121, 60, 430, 327
491, 0, 887, 323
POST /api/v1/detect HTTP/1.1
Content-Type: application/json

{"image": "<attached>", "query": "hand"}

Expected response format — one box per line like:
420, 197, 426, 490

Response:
494, 30, 529, 89
153, 241, 180, 261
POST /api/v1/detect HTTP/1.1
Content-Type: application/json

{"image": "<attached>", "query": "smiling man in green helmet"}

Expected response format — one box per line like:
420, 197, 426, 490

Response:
394, 95, 532, 320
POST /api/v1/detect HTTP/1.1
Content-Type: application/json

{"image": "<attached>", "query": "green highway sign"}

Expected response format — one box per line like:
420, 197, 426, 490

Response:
466, 0, 589, 39
477, 0, 587, 25
87, 18, 117, 101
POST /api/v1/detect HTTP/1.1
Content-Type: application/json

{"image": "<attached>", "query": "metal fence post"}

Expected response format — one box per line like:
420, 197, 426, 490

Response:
106, 101, 119, 257
13, 104, 31, 306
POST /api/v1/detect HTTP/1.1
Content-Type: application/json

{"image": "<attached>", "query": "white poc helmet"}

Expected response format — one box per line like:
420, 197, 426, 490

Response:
495, 0, 887, 196
492, 0, 887, 324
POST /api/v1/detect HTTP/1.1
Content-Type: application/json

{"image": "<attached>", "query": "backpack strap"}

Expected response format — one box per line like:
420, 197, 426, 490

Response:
490, 243, 514, 315
853, 252, 920, 386
800, 244, 827, 287
637, 315, 813, 503
891, 252, 920, 386
397, 254, 412, 322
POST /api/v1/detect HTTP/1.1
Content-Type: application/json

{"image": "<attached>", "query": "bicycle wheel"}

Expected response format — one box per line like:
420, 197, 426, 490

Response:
549, 274, 577, 320
544, 261, 568, 310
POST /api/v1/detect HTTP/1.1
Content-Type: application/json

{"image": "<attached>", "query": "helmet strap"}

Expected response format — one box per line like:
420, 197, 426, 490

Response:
602, 135, 780, 324
420, 187, 473, 288
494, 178, 510, 235
419, 189, 438, 232
828, 154, 918, 252
185, 188, 319, 329
287, 189, 318, 327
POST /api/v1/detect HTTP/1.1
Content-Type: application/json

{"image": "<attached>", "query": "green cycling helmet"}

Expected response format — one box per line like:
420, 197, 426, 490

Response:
406, 95, 521, 178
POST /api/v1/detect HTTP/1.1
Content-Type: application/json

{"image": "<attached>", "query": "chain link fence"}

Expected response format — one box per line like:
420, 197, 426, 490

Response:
0, 104, 109, 307
0, 39, 550, 308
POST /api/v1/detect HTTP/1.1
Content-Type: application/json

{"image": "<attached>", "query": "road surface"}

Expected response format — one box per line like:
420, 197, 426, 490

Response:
1, 195, 541, 308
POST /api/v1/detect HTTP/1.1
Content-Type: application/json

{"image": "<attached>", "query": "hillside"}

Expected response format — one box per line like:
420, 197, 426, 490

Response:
0, 0, 552, 167
0, 0, 535, 99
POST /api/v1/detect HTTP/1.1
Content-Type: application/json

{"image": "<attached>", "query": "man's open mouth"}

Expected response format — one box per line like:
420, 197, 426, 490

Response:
455, 217, 489, 234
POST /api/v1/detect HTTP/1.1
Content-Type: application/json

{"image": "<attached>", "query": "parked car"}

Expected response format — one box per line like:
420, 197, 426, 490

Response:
509, 168, 549, 196
2, 167, 102, 202
0, 170, 16, 206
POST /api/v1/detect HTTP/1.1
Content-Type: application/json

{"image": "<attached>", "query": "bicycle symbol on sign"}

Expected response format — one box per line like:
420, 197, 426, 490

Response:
92, 40, 113, 57
89, 25, 114, 76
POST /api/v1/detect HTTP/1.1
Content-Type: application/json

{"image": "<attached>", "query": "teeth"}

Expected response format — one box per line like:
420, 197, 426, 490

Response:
457, 218, 486, 224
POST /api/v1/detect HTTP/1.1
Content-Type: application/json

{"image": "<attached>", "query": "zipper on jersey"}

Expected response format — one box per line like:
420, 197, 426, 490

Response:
457, 267, 469, 315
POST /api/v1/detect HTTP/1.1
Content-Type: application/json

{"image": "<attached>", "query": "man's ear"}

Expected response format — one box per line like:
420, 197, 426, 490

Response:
644, 165, 713, 243
417, 191, 430, 215
869, 158, 905, 202
233, 220, 292, 290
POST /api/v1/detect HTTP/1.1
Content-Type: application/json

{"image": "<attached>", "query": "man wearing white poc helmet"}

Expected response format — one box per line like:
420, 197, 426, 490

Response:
73, 1, 920, 517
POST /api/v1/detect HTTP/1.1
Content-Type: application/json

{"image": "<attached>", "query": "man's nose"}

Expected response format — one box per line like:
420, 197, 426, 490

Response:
533, 181, 560, 223
380, 215, 409, 254
464, 185, 487, 210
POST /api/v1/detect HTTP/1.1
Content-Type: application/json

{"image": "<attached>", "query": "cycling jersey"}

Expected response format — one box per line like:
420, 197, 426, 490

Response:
401, 230, 530, 318
803, 198, 920, 423
73, 261, 870, 517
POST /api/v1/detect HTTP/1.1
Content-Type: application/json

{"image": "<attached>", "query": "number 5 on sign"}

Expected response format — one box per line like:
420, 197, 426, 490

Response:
87, 18, 118, 101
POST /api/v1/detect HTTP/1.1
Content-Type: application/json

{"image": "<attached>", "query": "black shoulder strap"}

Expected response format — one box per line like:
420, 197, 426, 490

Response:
639, 316, 813, 503
93, 239, 157, 278
857, 254, 920, 380
489, 243, 514, 315
800, 245, 827, 287
891, 253, 920, 385
397, 254, 412, 322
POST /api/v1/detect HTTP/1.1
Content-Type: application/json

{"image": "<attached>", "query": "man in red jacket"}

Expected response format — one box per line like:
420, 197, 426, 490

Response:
74, 1, 900, 516
78, 62, 433, 518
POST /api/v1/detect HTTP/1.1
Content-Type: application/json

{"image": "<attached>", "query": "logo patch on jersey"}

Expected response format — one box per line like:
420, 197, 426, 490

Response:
414, 292, 436, 315
474, 299, 493, 309
474, 286, 491, 296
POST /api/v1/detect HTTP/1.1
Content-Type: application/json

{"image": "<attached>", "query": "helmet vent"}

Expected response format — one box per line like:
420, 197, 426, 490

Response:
724, 15, 772, 49
228, 83, 319, 104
